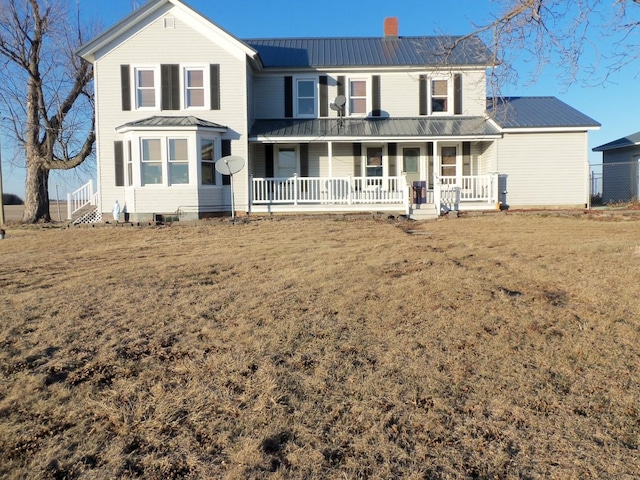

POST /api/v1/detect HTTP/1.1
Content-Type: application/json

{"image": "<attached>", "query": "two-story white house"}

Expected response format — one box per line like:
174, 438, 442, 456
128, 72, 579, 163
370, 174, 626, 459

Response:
76, 0, 600, 222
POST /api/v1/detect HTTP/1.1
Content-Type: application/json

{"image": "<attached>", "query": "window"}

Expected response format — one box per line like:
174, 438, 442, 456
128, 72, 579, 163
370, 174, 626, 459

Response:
296, 79, 316, 117
185, 68, 205, 108
141, 138, 162, 185
441, 146, 457, 177
135, 68, 157, 108
432, 80, 448, 113
126, 141, 133, 186
366, 147, 383, 177
349, 79, 368, 115
169, 138, 189, 184
201, 138, 216, 185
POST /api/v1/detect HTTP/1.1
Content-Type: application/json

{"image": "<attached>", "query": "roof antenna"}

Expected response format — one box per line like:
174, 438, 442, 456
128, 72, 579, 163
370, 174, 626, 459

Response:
330, 95, 346, 129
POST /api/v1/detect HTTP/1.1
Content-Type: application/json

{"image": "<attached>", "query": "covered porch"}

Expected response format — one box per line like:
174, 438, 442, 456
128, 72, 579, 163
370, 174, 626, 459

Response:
248, 117, 502, 215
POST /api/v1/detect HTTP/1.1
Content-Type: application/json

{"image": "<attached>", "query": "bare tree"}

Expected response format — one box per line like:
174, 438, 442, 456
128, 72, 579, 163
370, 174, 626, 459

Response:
0, 0, 95, 223
465, 0, 640, 91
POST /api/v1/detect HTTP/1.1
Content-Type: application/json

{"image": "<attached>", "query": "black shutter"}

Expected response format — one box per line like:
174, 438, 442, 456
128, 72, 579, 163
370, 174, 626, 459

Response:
222, 139, 231, 185
337, 76, 345, 97
419, 75, 427, 115
284, 76, 293, 118
463, 141, 471, 175
427, 142, 434, 189
372, 75, 381, 117
300, 144, 309, 177
319, 76, 328, 117
114, 141, 124, 187
353, 143, 361, 176
121, 65, 131, 111
265, 144, 274, 178
388, 143, 397, 176
454, 74, 462, 115
210, 64, 220, 110
161, 64, 180, 110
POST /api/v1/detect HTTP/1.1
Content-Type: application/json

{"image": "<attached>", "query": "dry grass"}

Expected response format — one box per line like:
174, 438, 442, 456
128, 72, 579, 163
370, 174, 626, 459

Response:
1, 213, 639, 479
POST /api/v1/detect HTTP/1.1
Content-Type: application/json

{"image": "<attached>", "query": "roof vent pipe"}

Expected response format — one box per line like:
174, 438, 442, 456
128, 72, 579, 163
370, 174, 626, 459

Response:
384, 17, 398, 38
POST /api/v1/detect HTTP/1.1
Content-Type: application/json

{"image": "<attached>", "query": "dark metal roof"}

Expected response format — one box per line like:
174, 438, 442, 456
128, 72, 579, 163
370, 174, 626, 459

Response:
117, 116, 227, 130
593, 131, 640, 152
250, 117, 500, 139
243, 36, 492, 68
487, 97, 600, 129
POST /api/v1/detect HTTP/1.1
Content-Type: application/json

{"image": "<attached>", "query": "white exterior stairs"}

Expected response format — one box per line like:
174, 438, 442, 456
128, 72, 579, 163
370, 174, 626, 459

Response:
409, 204, 438, 221
67, 181, 101, 224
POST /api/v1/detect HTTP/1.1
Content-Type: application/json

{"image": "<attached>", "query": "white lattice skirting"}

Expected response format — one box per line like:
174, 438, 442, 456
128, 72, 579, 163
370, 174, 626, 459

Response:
73, 208, 102, 225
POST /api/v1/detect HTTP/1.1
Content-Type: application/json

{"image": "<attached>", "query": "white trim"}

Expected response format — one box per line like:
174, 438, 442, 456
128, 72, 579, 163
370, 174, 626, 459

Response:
250, 135, 501, 142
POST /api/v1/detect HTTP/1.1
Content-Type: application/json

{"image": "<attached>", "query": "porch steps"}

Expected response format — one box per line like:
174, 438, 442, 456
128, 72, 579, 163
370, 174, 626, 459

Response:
409, 204, 438, 221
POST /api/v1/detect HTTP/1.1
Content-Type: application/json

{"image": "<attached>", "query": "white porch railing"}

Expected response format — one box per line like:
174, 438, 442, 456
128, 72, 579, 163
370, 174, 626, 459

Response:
251, 175, 407, 206
435, 174, 500, 211
67, 181, 97, 219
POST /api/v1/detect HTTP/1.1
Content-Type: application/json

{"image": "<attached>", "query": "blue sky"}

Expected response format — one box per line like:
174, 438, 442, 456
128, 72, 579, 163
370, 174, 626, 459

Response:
2, 0, 638, 198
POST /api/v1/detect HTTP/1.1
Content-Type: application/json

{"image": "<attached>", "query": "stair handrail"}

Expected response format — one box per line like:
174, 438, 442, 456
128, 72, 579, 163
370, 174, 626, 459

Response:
66, 181, 94, 220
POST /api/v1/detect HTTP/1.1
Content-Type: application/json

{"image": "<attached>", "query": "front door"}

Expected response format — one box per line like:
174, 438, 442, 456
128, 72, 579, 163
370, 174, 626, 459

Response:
402, 146, 424, 204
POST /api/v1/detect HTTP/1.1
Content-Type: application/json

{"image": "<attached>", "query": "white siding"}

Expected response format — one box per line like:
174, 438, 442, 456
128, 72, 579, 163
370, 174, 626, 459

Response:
496, 132, 589, 207
252, 69, 488, 120
93, 5, 250, 216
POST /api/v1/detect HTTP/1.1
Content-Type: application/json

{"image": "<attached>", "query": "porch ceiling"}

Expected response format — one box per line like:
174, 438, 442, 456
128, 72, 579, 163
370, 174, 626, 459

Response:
249, 116, 500, 140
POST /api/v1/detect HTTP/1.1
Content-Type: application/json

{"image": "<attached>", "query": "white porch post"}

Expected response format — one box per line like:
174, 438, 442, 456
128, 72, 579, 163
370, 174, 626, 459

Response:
328, 141, 333, 178
432, 140, 440, 213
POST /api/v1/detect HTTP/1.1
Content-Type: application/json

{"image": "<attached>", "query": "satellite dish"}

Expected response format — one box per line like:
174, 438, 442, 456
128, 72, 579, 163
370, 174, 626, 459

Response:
215, 155, 244, 175
334, 95, 346, 107
215, 155, 245, 222
329, 103, 340, 111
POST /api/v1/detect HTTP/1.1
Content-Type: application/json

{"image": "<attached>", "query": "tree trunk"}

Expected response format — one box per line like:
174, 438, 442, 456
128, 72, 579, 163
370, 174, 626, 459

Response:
22, 160, 51, 223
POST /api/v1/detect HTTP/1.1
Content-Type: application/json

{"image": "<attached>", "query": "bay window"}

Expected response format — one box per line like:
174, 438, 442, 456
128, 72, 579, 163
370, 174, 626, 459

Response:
169, 138, 189, 184
201, 138, 216, 185
141, 138, 162, 185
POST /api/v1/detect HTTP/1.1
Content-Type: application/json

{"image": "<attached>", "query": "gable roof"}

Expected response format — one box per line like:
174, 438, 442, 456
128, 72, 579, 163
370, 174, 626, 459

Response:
487, 97, 600, 130
250, 117, 500, 140
77, 0, 257, 62
244, 36, 493, 68
592, 131, 640, 152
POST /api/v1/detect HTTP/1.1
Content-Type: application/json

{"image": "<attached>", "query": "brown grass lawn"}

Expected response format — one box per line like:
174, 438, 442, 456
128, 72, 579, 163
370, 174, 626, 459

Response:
1, 213, 639, 479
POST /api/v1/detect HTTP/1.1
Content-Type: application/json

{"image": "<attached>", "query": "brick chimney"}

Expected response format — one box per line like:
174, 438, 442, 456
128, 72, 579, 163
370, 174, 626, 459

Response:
384, 17, 398, 38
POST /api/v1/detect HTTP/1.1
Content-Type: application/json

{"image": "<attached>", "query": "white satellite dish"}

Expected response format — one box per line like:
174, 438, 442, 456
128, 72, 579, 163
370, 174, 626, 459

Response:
330, 95, 346, 128
215, 155, 245, 221
215, 155, 244, 175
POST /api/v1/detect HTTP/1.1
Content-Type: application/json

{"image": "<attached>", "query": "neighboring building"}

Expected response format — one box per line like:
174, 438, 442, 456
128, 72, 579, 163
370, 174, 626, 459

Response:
592, 132, 640, 204
75, 0, 600, 222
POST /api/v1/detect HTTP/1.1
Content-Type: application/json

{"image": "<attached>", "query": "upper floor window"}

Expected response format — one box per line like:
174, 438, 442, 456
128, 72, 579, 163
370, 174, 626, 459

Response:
296, 79, 316, 117
135, 68, 159, 108
431, 79, 448, 113
349, 79, 368, 115
185, 67, 207, 108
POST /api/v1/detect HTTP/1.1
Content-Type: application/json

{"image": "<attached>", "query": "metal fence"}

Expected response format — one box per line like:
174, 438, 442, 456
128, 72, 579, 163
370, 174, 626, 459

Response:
590, 160, 639, 207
